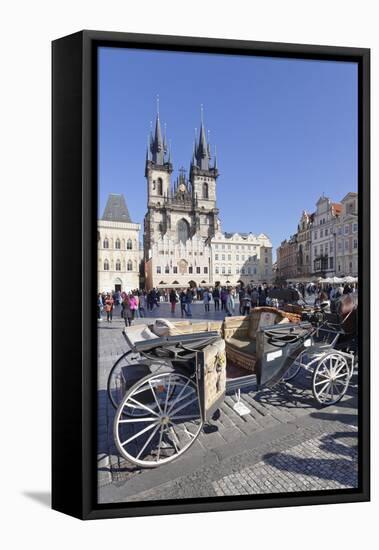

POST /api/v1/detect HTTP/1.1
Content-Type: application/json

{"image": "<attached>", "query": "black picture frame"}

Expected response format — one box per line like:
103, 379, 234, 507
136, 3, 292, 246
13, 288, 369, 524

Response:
52, 30, 370, 520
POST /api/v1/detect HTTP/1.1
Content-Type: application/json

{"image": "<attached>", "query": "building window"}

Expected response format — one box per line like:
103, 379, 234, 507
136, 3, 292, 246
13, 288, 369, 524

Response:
177, 218, 190, 244
345, 224, 349, 235
325, 228, 328, 236
228, 244, 231, 250
157, 178, 163, 196
204, 266, 208, 274
215, 267, 219, 274
222, 244, 225, 250
228, 266, 232, 274
222, 266, 225, 274
320, 229, 323, 238
202, 182, 209, 199
103, 238, 109, 249
345, 240, 349, 250
242, 255, 245, 261
115, 259, 121, 271
329, 257, 334, 269
338, 242, 342, 251
314, 231, 317, 239
353, 239, 358, 249
196, 267, 201, 274
236, 255, 239, 261
353, 223, 358, 233
156, 266, 161, 274
254, 268, 257, 275
241, 267, 245, 274
104, 259, 109, 271
127, 239, 132, 250
173, 266, 178, 274
165, 265, 169, 273
215, 254, 219, 260
265, 257, 268, 263
222, 254, 225, 260
247, 267, 251, 274
115, 238, 121, 249
127, 260, 133, 271
330, 242, 333, 252
189, 266, 193, 274
215, 244, 219, 250
314, 246, 318, 255
228, 254, 231, 260
338, 227, 342, 236
236, 267, 239, 274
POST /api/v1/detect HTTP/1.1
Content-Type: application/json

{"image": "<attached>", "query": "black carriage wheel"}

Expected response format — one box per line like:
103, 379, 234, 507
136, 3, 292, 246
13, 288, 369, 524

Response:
107, 350, 146, 410
114, 370, 203, 468
312, 351, 350, 406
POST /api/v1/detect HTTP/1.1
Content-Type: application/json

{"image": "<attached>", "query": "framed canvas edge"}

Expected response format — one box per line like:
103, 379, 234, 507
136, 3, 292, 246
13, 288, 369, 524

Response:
52, 30, 370, 520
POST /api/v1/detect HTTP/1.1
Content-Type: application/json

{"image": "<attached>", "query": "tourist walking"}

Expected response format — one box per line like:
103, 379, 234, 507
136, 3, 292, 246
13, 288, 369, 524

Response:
221, 288, 227, 311
225, 289, 235, 317
121, 294, 133, 327
185, 288, 193, 317
169, 288, 178, 314
241, 291, 251, 315
105, 293, 114, 323
139, 291, 147, 317
97, 293, 103, 321
212, 287, 220, 311
179, 290, 187, 317
129, 293, 138, 321
203, 289, 211, 312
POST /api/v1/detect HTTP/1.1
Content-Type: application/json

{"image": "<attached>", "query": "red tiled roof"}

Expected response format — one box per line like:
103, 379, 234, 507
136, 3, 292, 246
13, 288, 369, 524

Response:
332, 203, 342, 215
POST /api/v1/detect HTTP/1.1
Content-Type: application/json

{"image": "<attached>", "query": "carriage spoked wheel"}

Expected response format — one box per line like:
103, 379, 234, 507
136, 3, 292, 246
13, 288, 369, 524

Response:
282, 351, 304, 382
312, 351, 350, 406
114, 371, 203, 468
107, 350, 144, 410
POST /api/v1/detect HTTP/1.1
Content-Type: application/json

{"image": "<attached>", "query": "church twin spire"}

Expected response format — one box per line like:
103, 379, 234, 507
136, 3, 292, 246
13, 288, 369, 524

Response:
146, 101, 217, 173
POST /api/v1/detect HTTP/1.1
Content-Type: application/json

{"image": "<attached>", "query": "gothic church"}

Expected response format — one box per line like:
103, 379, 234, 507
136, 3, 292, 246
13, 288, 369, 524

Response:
144, 110, 221, 289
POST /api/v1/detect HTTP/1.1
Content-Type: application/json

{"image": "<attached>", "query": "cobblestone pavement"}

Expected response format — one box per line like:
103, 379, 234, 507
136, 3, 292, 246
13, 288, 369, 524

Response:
97, 301, 358, 503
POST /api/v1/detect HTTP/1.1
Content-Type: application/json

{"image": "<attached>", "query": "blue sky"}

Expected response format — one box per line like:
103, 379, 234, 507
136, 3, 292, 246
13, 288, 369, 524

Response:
98, 47, 357, 259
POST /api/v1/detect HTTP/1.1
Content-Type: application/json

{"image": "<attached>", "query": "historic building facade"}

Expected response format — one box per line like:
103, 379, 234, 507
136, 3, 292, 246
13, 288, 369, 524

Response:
210, 232, 273, 286
296, 210, 313, 279
98, 194, 141, 292
311, 196, 341, 277
144, 111, 221, 289
335, 192, 358, 276
276, 235, 298, 282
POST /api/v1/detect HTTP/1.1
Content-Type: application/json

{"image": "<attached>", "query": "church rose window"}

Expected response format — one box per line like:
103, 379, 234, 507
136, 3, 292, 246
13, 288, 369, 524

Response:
177, 218, 190, 244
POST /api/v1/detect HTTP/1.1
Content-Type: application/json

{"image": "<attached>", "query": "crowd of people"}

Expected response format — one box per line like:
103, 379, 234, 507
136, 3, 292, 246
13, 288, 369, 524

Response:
97, 281, 357, 327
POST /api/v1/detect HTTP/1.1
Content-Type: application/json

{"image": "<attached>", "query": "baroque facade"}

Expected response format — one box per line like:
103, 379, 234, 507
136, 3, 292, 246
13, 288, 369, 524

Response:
335, 192, 358, 277
210, 231, 273, 286
98, 194, 141, 292
276, 192, 358, 281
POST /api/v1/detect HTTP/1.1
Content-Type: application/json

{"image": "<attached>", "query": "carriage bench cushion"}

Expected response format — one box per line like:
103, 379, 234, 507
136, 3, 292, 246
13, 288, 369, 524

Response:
124, 324, 159, 347
226, 337, 257, 356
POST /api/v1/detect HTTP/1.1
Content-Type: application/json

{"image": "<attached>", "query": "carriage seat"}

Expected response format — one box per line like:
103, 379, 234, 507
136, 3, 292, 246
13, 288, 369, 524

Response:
151, 318, 223, 337
224, 307, 301, 373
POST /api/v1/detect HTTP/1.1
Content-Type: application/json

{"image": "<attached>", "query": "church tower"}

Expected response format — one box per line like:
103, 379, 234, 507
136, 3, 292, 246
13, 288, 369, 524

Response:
189, 110, 219, 239
144, 107, 173, 259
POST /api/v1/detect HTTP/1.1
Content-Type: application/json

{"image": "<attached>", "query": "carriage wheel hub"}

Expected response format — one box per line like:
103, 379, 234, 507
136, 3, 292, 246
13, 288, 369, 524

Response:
160, 415, 170, 425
